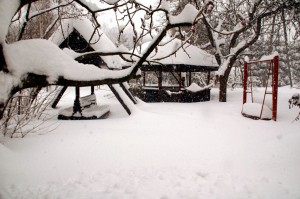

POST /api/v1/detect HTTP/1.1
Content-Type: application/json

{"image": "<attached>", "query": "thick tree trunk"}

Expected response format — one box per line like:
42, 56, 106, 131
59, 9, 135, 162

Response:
219, 63, 233, 102
219, 75, 228, 102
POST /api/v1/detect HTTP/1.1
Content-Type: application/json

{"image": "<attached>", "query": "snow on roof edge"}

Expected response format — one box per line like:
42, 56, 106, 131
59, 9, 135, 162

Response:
138, 38, 219, 68
49, 18, 126, 69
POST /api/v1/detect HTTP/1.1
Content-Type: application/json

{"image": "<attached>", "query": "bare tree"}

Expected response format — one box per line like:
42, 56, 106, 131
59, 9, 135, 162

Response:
0, 0, 215, 119
201, 0, 299, 101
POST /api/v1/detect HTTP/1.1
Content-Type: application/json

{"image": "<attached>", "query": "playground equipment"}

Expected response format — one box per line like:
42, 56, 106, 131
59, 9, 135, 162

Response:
242, 54, 279, 121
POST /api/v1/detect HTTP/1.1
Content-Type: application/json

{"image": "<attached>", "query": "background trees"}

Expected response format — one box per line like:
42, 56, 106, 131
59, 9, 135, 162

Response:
170, 0, 299, 101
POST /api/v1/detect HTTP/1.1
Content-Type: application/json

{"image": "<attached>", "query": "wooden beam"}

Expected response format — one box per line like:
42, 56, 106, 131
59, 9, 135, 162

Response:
108, 84, 131, 115
52, 86, 68, 108
119, 82, 137, 104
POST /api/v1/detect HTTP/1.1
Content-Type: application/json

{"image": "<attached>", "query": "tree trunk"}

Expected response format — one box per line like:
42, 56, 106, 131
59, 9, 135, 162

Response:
219, 75, 228, 102
269, 15, 276, 53
282, 9, 293, 88
0, 44, 8, 72
219, 66, 232, 102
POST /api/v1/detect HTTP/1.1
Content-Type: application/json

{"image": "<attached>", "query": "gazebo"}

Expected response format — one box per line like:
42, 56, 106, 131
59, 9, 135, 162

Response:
50, 18, 136, 119
138, 38, 219, 102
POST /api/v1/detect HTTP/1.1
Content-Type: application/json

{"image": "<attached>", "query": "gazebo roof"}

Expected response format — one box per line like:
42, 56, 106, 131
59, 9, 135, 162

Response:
50, 18, 126, 69
137, 38, 219, 72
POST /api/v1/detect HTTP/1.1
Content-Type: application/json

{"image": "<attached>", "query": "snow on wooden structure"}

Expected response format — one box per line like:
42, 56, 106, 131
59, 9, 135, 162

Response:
50, 18, 136, 118
137, 38, 219, 102
242, 53, 279, 121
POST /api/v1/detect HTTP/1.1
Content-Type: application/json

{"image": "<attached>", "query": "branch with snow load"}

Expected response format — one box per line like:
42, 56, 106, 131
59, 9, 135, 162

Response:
0, 0, 206, 118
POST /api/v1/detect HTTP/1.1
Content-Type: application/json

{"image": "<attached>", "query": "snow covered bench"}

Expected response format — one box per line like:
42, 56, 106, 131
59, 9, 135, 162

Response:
58, 94, 110, 120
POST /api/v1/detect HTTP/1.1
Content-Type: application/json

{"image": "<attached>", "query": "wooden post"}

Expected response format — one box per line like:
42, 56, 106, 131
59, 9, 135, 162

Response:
52, 86, 68, 108
207, 71, 211, 85
91, 86, 94, 95
73, 86, 82, 115
189, 71, 192, 86
243, 62, 248, 104
119, 82, 137, 104
158, 69, 162, 101
143, 71, 146, 87
273, 56, 279, 121
179, 72, 182, 91
108, 84, 131, 115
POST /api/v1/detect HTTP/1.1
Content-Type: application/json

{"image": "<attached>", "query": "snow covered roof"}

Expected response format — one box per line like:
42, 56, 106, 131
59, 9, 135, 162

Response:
139, 38, 219, 68
50, 18, 126, 69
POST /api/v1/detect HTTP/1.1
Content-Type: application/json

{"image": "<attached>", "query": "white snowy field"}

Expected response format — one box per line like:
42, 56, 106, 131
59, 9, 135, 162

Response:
0, 86, 299, 199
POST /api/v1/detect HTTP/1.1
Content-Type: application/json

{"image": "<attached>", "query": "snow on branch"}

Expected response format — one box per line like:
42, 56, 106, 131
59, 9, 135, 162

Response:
169, 4, 199, 25
0, 0, 206, 118
259, 51, 279, 61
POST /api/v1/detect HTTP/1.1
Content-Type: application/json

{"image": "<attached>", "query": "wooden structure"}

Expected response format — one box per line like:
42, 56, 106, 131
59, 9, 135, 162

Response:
242, 54, 279, 121
50, 18, 136, 119
141, 65, 217, 102
139, 38, 219, 102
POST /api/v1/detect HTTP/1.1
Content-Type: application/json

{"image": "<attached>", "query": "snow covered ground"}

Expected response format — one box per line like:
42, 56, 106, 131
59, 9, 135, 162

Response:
0, 86, 299, 199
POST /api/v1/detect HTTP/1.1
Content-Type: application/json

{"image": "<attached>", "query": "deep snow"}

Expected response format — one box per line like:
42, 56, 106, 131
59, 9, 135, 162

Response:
0, 86, 299, 199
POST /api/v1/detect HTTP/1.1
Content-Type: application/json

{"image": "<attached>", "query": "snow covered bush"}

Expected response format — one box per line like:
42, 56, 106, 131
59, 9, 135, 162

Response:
288, 93, 300, 121
0, 87, 59, 138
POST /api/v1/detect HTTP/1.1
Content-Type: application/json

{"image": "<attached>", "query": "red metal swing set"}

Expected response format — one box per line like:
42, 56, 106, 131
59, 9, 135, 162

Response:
242, 55, 279, 121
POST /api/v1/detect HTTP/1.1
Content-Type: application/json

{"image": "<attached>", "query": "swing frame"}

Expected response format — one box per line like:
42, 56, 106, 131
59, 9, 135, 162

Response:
242, 55, 279, 121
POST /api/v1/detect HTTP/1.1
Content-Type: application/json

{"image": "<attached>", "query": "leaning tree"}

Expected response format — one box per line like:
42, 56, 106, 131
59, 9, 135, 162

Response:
0, 0, 215, 119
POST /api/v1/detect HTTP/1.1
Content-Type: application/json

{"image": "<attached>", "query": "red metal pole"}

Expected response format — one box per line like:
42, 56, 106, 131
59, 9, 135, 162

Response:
273, 56, 279, 121
243, 62, 248, 104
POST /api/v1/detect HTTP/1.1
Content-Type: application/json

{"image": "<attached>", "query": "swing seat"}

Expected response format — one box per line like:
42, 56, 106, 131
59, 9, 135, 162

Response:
242, 102, 272, 120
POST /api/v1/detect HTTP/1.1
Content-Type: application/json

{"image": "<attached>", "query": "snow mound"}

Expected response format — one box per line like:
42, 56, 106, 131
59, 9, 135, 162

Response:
242, 103, 272, 120
185, 83, 204, 93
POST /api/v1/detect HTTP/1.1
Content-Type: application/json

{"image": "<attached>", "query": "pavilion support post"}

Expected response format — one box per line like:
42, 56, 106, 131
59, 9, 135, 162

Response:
179, 72, 182, 91
207, 71, 211, 85
189, 71, 192, 86
119, 82, 137, 104
52, 86, 68, 108
91, 86, 94, 95
179, 72, 182, 102
158, 69, 162, 101
143, 71, 146, 87
108, 84, 131, 115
